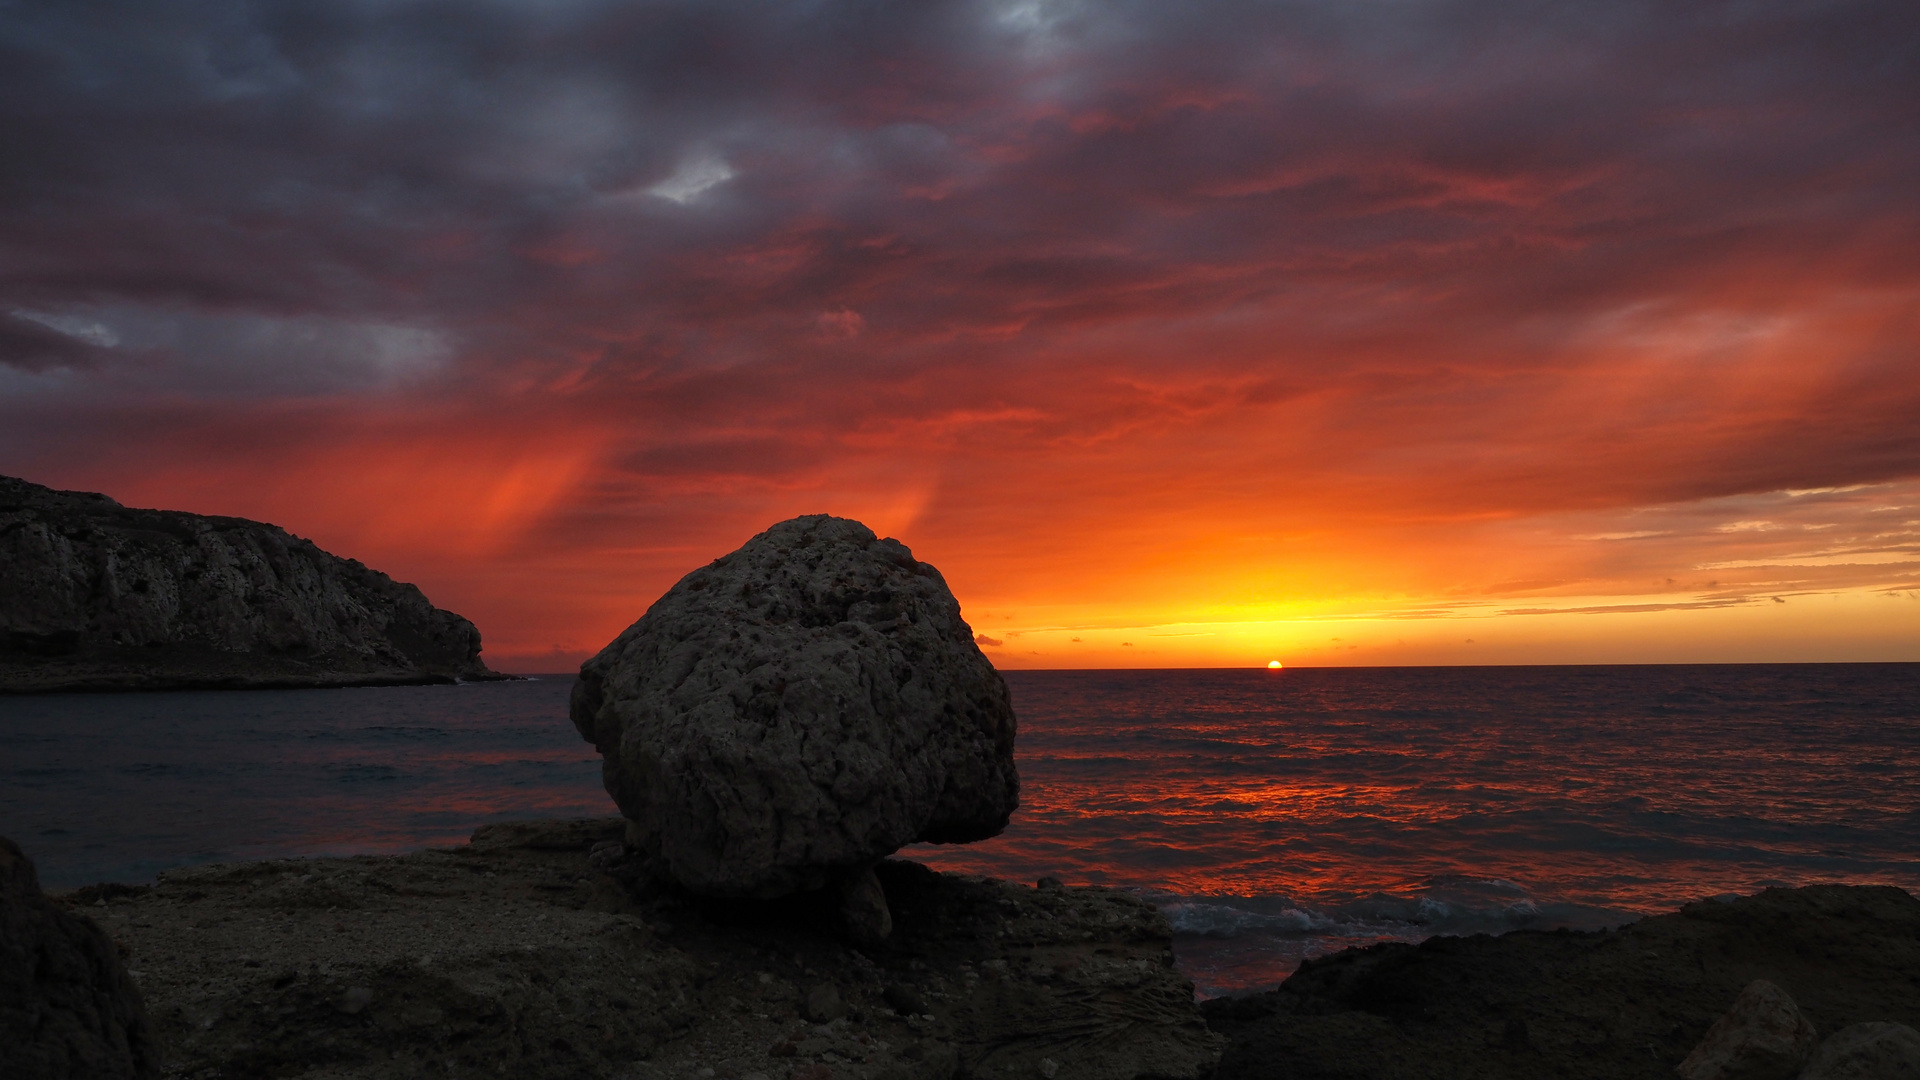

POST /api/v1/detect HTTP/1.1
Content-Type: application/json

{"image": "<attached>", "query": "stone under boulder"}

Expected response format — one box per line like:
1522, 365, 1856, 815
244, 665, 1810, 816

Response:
0, 836, 158, 1079
571, 515, 1018, 919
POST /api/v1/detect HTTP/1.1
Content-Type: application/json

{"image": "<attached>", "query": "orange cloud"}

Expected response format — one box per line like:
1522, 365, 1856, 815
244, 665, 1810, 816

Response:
2, 0, 1916, 669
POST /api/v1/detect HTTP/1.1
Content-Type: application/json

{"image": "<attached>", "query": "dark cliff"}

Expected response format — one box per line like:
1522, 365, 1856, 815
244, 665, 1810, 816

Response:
0, 475, 505, 693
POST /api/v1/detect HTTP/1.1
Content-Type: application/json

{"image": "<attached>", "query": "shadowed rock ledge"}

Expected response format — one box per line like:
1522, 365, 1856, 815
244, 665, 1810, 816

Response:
0, 475, 507, 693
40, 823, 1920, 1080
65, 818, 1222, 1080
1201, 884, 1920, 1080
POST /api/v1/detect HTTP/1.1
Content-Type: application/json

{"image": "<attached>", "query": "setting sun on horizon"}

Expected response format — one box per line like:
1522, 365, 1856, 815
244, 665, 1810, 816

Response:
2, 2, 1914, 673
5, 8, 1919, 1071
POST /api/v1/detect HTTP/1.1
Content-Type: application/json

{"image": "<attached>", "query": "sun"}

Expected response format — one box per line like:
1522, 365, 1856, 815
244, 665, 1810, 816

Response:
1267, 660, 1283, 669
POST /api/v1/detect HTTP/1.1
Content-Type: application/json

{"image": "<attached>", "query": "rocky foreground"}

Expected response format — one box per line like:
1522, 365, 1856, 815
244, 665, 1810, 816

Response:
0, 475, 505, 693
25, 821, 1920, 1080
61, 818, 1221, 1080
1202, 883, 1920, 1080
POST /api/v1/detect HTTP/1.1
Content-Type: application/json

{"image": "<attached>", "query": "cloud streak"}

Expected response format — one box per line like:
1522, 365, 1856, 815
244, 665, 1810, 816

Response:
1, 0, 1916, 665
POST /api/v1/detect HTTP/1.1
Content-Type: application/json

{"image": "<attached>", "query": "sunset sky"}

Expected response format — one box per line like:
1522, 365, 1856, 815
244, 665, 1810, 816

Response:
3, 0, 1916, 670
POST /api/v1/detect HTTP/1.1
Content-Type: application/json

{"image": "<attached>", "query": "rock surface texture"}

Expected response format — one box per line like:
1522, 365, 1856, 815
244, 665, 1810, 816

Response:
571, 515, 1018, 900
1, 836, 158, 1079
1677, 980, 1819, 1080
1800, 1022, 1920, 1080
0, 475, 502, 692
85, 817, 1221, 1080
1203, 885, 1920, 1080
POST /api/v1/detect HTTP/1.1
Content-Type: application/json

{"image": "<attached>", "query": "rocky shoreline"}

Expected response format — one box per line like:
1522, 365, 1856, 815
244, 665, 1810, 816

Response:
52, 818, 1221, 1080
1203, 882, 1920, 1079
20, 821, 1920, 1080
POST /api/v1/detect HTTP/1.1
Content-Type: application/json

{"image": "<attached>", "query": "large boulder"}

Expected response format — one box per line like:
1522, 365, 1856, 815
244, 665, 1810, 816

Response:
570, 515, 1018, 912
0, 837, 159, 1079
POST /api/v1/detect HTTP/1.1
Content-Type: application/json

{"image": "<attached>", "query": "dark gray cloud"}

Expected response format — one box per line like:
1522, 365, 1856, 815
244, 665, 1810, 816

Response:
5, 1, 1912, 315
0, 0, 1916, 509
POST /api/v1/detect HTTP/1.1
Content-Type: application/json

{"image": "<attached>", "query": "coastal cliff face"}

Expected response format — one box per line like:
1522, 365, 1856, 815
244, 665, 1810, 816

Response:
0, 475, 501, 693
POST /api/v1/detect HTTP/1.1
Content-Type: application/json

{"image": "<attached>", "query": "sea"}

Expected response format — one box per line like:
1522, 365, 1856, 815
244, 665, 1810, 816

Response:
3, 665, 1917, 999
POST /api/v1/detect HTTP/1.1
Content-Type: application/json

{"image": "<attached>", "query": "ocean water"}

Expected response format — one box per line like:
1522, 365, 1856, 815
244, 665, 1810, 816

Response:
3, 665, 1917, 998
907, 665, 1920, 995
0, 679, 608, 886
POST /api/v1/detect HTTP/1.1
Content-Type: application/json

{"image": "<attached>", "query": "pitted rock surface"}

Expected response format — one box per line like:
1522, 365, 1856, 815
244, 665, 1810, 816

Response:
0, 475, 501, 692
571, 515, 1018, 897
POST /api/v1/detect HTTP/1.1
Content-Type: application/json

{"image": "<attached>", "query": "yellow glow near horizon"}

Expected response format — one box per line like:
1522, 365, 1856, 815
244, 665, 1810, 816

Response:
922, 479, 1920, 672
948, 581, 1920, 670
1268, 660, 1283, 669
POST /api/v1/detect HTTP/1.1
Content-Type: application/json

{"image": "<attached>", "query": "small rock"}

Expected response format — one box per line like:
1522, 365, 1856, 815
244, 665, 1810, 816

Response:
588, 839, 630, 873
838, 866, 892, 944
338, 986, 374, 1015
1040, 1057, 1060, 1077
1676, 980, 1818, 1080
802, 983, 847, 1024
1799, 1022, 1920, 1080
883, 984, 927, 1016
1037, 876, 1064, 890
